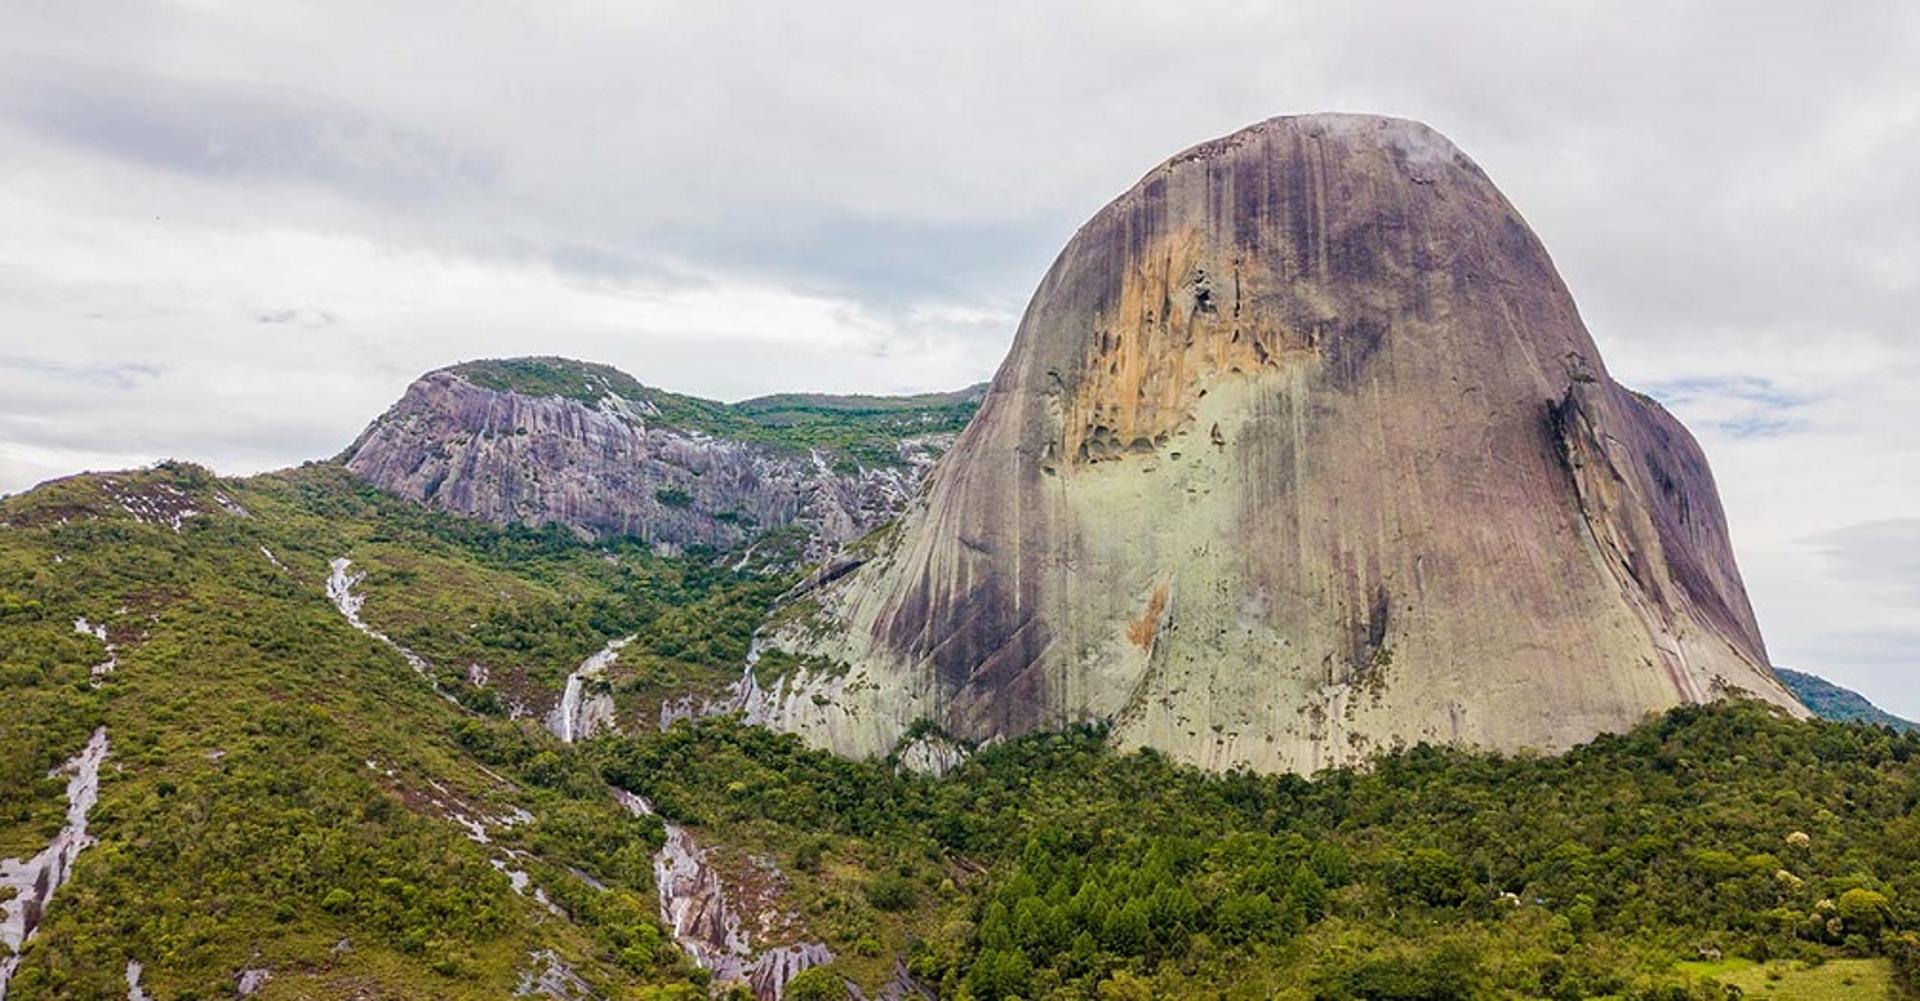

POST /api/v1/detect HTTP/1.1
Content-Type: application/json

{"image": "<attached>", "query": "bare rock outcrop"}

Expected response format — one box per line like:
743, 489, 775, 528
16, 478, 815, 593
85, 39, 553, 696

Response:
615, 791, 830, 1000
762, 113, 1803, 773
346, 360, 977, 557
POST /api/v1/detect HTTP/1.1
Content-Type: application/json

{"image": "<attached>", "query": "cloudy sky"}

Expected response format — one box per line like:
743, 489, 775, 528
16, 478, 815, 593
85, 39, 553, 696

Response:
2, 1, 1915, 714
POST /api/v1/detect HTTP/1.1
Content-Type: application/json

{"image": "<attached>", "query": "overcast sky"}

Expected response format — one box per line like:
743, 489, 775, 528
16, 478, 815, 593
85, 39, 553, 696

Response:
2, 1, 1915, 715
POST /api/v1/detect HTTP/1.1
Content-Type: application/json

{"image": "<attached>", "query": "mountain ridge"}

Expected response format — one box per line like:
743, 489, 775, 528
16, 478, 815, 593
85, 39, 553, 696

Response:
4, 453, 1911, 1001
345, 357, 983, 559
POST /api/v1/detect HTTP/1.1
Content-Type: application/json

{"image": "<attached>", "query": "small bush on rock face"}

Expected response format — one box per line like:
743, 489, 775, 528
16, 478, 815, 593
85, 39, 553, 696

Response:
785, 966, 847, 1001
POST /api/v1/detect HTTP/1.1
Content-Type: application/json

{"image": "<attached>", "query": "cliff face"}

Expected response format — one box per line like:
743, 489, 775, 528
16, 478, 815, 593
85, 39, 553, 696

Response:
762, 113, 1803, 772
346, 362, 975, 556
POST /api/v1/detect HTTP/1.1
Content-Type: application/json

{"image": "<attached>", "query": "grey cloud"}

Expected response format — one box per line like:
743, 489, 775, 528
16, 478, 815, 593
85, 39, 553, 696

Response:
256, 309, 336, 327
1642, 376, 1815, 439
0, 57, 497, 207
654, 207, 1062, 310
6, 2, 1915, 329
1811, 519, 1920, 605
0, 355, 161, 391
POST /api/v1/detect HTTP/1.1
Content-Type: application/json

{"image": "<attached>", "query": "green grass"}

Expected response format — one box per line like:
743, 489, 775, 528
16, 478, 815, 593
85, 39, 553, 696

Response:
448, 356, 655, 406
1680, 957, 1896, 1000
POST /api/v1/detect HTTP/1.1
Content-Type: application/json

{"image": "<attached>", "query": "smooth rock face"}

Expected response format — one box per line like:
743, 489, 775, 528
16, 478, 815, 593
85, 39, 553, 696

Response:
765, 113, 1803, 773
346, 367, 956, 555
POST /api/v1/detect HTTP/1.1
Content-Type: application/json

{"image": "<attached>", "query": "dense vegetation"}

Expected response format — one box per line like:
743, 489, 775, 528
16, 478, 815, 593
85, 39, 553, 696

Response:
592, 706, 1920, 1000
448, 357, 983, 468
0, 463, 721, 998
1, 460, 1914, 999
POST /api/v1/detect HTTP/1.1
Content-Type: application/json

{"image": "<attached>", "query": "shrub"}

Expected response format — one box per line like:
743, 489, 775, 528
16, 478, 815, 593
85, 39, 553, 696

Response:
1322, 944, 1484, 1001
785, 966, 848, 1001
866, 872, 917, 912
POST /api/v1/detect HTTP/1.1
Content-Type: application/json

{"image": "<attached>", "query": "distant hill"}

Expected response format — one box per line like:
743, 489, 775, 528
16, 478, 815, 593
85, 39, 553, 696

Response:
734, 384, 989, 416
1777, 668, 1916, 731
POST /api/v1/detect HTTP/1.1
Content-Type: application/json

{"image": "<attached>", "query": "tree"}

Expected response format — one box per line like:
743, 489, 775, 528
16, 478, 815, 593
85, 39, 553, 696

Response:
1888, 932, 1920, 996
1835, 888, 1892, 934
1289, 866, 1330, 923
866, 872, 917, 912
1213, 892, 1279, 945
1097, 970, 1155, 1001
1101, 899, 1151, 954
1388, 848, 1471, 908
967, 948, 1032, 1001
1310, 841, 1353, 887
1329, 944, 1484, 1001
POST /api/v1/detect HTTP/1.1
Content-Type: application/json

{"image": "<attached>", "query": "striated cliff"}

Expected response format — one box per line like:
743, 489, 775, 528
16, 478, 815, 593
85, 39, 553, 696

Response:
760, 113, 1803, 773
345, 358, 980, 556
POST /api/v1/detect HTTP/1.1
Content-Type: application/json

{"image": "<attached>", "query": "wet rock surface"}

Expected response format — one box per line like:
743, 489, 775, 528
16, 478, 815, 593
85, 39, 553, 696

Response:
894, 733, 971, 778
615, 790, 831, 999
326, 557, 432, 678
0, 727, 109, 1001
514, 949, 598, 1000
547, 636, 632, 744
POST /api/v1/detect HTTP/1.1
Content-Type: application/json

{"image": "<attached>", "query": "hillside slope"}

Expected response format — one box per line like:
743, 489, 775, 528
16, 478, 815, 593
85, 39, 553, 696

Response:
0, 463, 854, 999
1778, 668, 1916, 732
1, 462, 1915, 1000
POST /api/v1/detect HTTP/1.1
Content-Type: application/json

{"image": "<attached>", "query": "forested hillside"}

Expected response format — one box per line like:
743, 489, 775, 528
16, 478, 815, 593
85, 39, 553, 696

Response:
1, 462, 1915, 999
1778, 669, 1916, 733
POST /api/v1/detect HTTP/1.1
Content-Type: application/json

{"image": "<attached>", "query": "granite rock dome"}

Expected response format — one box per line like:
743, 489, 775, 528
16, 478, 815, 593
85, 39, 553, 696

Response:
758, 113, 1803, 773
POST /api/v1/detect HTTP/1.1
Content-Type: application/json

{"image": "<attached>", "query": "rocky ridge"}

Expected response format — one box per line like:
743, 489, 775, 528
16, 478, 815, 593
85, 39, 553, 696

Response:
346, 358, 982, 559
